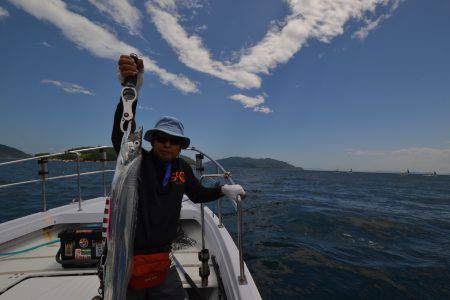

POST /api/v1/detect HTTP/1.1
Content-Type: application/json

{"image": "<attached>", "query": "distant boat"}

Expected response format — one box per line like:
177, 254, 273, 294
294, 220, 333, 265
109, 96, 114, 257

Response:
400, 169, 410, 176
348, 169, 353, 173
424, 171, 438, 177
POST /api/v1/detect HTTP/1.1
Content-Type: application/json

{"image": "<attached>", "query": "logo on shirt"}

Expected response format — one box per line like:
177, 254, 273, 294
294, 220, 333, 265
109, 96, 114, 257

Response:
171, 171, 186, 184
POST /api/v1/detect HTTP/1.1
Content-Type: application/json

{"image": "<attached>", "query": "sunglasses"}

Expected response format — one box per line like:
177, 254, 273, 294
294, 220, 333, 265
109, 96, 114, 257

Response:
154, 134, 182, 146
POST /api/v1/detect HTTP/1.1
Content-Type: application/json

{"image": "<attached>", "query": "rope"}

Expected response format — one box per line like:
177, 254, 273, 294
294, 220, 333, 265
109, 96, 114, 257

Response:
0, 239, 59, 256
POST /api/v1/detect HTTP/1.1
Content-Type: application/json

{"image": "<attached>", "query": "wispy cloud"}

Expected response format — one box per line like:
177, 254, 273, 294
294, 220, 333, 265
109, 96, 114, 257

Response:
228, 94, 272, 114
194, 24, 207, 33
0, 6, 9, 19
229, 94, 264, 108
40, 41, 51, 47
137, 105, 154, 111
146, 1, 261, 89
352, 0, 403, 40
146, 0, 400, 90
347, 149, 387, 156
390, 147, 450, 158
41, 79, 95, 96
348, 147, 450, 158
9, 0, 198, 94
180, 0, 205, 11
347, 146, 450, 172
253, 106, 273, 114
88, 0, 142, 35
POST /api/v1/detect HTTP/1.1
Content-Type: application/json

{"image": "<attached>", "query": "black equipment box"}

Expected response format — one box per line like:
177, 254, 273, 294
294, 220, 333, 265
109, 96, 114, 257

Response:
57, 225, 103, 268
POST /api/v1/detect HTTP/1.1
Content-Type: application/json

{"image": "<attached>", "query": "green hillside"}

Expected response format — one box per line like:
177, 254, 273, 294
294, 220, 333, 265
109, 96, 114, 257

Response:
206, 157, 302, 170
0, 144, 31, 159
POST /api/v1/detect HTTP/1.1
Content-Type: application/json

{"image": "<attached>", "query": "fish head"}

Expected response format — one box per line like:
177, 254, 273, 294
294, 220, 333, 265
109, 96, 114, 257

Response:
121, 126, 143, 164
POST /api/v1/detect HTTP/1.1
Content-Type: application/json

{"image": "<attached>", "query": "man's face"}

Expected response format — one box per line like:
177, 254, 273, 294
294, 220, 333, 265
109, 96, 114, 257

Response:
151, 132, 182, 162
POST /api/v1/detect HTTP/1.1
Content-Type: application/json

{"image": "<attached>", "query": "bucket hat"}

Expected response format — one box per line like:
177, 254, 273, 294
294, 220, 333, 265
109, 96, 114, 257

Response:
144, 116, 190, 149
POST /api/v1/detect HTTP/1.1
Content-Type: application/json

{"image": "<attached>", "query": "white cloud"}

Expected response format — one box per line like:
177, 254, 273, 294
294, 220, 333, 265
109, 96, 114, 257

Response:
146, 1, 261, 89
194, 24, 207, 33
41, 41, 51, 47
88, 0, 142, 35
253, 106, 273, 114
228, 94, 272, 114
391, 147, 450, 158
41, 79, 95, 96
352, 0, 403, 40
229, 94, 264, 108
146, 0, 399, 89
347, 149, 387, 156
137, 105, 154, 111
348, 147, 450, 158
0, 6, 9, 19
352, 15, 382, 40
9, 0, 198, 93
180, 0, 205, 11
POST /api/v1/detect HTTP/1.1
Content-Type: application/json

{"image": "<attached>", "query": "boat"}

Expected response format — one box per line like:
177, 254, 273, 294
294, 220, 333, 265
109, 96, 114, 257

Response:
400, 169, 410, 176
424, 171, 438, 177
0, 146, 262, 299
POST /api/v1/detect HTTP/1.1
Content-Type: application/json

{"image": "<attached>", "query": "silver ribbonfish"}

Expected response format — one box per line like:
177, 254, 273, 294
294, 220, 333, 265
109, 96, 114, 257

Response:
103, 126, 143, 300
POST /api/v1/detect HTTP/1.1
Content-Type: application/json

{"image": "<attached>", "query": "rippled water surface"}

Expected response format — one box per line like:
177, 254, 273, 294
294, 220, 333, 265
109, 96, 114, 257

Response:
1, 160, 449, 299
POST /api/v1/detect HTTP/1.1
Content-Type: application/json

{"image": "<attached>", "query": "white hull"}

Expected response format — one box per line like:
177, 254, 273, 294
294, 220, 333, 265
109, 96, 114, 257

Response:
0, 197, 261, 300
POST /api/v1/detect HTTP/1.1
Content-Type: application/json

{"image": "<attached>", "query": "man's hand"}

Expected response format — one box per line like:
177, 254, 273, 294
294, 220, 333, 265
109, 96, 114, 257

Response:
221, 184, 246, 202
117, 54, 144, 92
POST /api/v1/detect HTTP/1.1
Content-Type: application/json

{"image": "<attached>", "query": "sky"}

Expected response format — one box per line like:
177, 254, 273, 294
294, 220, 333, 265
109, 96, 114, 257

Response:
0, 0, 449, 173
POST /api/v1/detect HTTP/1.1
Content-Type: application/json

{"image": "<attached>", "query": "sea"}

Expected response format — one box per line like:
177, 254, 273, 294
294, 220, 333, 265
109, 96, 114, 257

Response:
0, 159, 449, 299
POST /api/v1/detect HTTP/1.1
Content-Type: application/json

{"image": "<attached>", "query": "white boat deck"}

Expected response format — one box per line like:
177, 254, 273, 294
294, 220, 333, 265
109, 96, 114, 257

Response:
0, 197, 261, 299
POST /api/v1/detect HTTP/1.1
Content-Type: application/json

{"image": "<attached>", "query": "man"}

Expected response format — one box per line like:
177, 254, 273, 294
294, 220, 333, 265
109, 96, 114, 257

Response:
112, 55, 245, 300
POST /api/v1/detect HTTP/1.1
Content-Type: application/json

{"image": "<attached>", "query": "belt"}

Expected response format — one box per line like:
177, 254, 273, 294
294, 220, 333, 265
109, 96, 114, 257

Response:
134, 245, 172, 255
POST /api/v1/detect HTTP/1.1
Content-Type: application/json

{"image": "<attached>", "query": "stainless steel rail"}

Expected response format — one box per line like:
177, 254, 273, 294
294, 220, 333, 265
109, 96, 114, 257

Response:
0, 146, 111, 167
0, 145, 248, 285
0, 170, 114, 189
186, 146, 248, 285
0, 146, 113, 212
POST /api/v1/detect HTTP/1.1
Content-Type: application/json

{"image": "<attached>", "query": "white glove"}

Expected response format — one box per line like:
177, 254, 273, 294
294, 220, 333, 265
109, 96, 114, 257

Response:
221, 184, 246, 201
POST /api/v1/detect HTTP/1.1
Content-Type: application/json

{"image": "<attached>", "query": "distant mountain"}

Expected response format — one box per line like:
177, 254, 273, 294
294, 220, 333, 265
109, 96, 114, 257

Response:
206, 157, 302, 170
0, 144, 31, 159
180, 155, 195, 165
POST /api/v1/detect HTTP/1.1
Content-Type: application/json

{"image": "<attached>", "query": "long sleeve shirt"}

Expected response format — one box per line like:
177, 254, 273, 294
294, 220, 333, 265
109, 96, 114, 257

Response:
111, 100, 223, 254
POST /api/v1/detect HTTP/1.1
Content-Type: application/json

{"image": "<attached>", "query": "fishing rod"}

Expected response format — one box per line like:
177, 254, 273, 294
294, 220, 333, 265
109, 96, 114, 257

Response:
120, 53, 139, 133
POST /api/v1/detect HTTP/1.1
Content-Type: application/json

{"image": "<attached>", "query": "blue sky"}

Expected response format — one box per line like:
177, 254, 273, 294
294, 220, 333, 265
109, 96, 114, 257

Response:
1, 0, 449, 172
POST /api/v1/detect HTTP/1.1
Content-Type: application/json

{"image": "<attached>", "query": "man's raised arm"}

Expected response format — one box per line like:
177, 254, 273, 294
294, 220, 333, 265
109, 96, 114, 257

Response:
111, 55, 144, 154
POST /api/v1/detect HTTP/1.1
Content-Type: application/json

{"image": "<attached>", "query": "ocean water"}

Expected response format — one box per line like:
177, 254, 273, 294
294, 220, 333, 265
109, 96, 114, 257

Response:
1, 160, 449, 299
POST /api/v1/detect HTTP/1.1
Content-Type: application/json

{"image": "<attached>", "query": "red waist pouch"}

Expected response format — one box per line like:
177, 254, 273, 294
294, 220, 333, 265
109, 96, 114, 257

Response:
129, 253, 171, 290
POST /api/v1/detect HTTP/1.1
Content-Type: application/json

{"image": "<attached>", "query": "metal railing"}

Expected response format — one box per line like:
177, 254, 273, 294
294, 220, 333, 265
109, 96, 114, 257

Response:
0, 145, 248, 285
0, 146, 114, 212
186, 146, 248, 285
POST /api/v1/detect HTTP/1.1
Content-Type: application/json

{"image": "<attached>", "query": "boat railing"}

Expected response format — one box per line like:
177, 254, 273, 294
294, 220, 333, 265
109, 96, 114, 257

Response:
0, 145, 248, 286
0, 146, 114, 212
186, 146, 248, 285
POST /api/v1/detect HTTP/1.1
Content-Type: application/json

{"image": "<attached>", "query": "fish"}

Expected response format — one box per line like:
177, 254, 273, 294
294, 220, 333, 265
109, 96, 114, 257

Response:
103, 125, 143, 300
